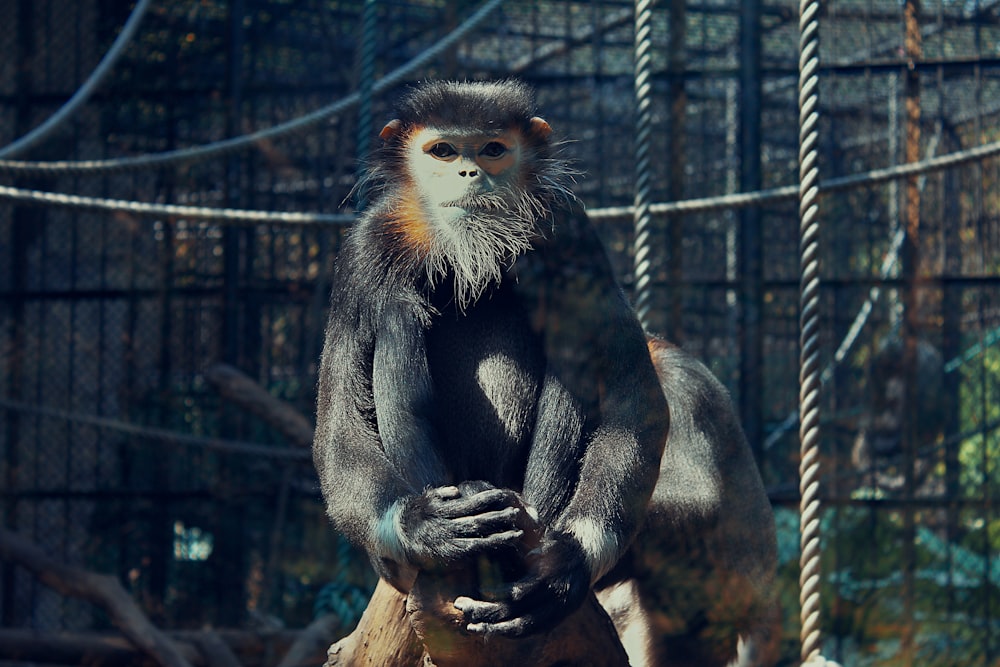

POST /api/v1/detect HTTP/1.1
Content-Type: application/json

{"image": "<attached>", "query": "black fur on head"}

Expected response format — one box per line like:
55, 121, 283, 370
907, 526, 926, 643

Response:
354, 80, 573, 212
391, 79, 542, 141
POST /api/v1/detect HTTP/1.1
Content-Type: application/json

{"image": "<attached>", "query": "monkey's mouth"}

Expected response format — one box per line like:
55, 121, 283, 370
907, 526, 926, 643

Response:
440, 194, 507, 213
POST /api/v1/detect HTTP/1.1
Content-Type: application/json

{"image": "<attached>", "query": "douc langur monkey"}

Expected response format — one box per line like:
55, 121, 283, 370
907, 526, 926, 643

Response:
313, 80, 778, 667
851, 337, 949, 495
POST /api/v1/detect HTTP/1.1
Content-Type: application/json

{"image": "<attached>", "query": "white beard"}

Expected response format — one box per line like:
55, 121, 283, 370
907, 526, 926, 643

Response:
421, 198, 540, 310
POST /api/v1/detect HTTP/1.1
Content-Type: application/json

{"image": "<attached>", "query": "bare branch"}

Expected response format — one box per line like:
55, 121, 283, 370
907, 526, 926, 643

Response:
204, 363, 315, 449
0, 528, 196, 667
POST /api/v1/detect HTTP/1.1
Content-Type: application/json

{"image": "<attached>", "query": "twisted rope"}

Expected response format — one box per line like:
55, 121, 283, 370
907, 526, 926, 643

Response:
0, 183, 354, 225
0, 0, 506, 176
763, 125, 946, 450
632, 0, 655, 330
796, 0, 831, 663
3, 135, 997, 225
588, 135, 1000, 220
0, 0, 154, 159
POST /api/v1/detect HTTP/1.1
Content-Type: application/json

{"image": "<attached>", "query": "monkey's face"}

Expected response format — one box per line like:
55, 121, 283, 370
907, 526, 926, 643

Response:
380, 121, 559, 308
375, 113, 567, 307
404, 127, 529, 226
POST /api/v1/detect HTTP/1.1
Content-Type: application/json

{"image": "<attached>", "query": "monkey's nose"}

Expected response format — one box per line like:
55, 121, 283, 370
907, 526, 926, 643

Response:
459, 169, 479, 178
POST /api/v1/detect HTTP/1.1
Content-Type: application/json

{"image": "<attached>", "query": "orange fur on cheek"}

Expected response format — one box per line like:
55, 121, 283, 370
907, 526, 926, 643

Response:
387, 182, 434, 255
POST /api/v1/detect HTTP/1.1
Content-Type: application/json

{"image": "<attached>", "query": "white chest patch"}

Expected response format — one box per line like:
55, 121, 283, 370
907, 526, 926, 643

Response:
475, 353, 533, 441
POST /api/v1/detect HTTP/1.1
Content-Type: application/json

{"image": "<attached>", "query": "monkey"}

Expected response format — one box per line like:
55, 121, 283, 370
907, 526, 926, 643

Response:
312, 80, 778, 666
851, 337, 949, 495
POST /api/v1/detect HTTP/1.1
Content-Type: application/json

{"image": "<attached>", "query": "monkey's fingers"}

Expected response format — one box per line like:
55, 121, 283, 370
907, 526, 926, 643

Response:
451, 529, 524, 555
453, 596, 512, 625
435, 487, 521, 519
454, 596, 538, 638
468, 563, 589, 634
421, 485, 462, 504
467, 617, 537, 637
450, 507, 522, 536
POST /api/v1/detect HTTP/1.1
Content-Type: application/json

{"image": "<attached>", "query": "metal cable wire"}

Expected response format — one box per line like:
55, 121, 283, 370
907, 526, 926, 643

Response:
0, 0, 506, 176
632, 0, 654, 330
796, 0, 832, 663
0, 0, 153, 159
355, 0, 379, 167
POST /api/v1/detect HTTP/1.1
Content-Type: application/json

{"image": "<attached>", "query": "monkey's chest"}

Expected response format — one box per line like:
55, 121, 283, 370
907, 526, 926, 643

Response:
424, 293, 544, 485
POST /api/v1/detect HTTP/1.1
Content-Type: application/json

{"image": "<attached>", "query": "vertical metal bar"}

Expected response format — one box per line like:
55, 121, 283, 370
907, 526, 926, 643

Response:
667, 0, 685, 343
356, 0, 378, 177
2, 0, 36, 627
739, 0, 764, 458
941, 135, 962, 663
972, 4, 992, 659
223, 0, 247, 369
900, 2, 922, 664
215, 0, 249, 626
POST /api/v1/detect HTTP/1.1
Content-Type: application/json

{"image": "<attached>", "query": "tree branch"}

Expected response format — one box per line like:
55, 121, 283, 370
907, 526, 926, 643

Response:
204, 363, 314, 449
0, 528, 197, 667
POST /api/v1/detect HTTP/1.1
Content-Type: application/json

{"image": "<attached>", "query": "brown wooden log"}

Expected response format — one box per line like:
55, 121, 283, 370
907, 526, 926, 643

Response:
204, 363, 315, 448
0, 528, 196, 667
324, 490, 628, 667
324, 579, 424, 666
325, 576, 629, 667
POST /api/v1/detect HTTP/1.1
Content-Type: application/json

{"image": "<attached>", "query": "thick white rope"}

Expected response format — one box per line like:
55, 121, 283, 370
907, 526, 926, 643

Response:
588, 136, 1000, 220
0, 183, 353, 225
2, 137, 996, 225
631, 0, 655, 330
797, 0, 838, 663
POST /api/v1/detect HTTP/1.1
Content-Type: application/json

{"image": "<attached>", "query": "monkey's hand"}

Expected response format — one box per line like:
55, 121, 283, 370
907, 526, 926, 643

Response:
398, 483, 526, 570
453, 532, 590, 637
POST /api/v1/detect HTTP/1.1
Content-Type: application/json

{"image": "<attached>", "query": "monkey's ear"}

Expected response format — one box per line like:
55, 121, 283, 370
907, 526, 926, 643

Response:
529, 117, 552, 140
379, 119, 403, 142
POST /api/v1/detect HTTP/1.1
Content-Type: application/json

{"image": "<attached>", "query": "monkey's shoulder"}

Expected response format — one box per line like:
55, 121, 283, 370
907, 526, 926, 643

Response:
523, 202, 615, 273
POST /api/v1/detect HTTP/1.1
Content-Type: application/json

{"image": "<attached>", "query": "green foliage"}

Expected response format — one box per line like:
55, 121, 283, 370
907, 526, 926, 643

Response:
957, 347, 1000, 495
774, 500, 1000, 666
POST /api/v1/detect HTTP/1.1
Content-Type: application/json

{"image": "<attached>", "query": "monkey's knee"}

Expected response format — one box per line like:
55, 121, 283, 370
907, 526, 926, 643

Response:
596, 578, 656, 667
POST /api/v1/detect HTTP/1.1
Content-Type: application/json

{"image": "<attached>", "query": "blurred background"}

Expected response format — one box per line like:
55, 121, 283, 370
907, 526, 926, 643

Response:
0, 0, 998, 665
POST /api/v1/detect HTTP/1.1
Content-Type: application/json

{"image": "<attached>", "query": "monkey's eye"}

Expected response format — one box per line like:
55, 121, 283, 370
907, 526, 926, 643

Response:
428, 143, 457, 159
479, 142, 508, 159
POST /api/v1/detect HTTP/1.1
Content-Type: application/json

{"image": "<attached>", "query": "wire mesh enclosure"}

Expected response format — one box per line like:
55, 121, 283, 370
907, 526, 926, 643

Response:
1, 1, 998, 665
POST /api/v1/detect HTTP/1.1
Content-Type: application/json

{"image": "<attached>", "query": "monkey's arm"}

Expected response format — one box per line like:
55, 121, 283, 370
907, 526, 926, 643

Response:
552, 299, 668, 577
457, 208, 669, 636
456, 312, 668, 636
528, 205, 669, 581
314, 292, 525, 590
